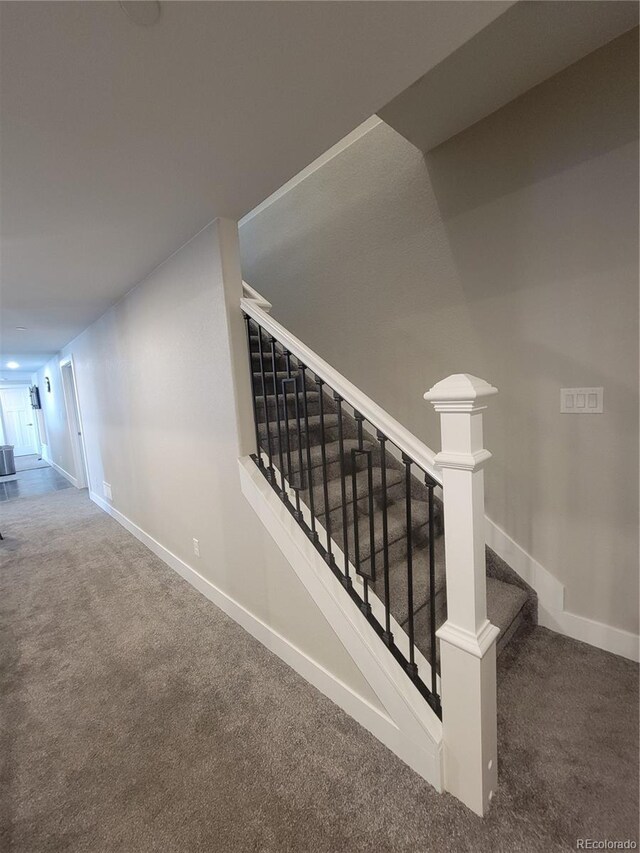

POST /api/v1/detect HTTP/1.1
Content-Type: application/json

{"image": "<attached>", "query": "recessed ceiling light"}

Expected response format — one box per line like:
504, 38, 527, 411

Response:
6, 361, 20, 369
15, 326, 27, 331
119, 1, 161, 27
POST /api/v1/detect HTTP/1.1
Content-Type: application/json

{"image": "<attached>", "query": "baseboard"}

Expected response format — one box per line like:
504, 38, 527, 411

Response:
43, 450, 79, 488
485, 517, 565, 611
238, 460, 443, 785
485, 516, 638, 662
538, 604, 639, 663
88, 489, 436, 777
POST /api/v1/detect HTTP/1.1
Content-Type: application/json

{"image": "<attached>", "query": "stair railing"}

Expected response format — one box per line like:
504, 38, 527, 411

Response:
242, 286, 442, 717
241, 281, 500, 816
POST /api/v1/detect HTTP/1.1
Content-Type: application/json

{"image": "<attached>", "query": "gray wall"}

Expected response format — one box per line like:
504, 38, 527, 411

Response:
37, 222, 384, 710
34, 358, 76, 476
240, 30, 639, 635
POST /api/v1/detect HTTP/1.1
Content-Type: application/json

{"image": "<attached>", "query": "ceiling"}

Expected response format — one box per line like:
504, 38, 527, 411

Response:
0, 0, 512, 372
380, 1, 639, 152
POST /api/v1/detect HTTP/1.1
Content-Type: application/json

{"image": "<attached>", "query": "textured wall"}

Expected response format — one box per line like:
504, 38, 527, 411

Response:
240, 30, 639, 635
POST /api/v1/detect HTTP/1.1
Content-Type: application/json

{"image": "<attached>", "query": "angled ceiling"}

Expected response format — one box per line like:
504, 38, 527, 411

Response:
0, 0, 512, 371
380, 0, 639, 152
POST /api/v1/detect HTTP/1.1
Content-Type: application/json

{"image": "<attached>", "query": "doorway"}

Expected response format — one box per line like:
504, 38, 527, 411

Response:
0, 386, 39, 456
60, 357, 89, 490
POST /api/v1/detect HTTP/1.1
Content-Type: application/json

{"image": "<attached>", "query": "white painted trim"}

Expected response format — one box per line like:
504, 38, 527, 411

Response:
41, 447, 79, 488
254, 449, 440, 693
59, 354, 90, 491
538, 604, 639, 662
485, 517, 565, 611
242, 281, 272, 312
242, 294, 441, 484
485, 517, 639, 661
239, 116, 382, 227
238, 457, 443, 786
436, 619, 500, 659
242, 280, 637, 664
89, 482, 443, 791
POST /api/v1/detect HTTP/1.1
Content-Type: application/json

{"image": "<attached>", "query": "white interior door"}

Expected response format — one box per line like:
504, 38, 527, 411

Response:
60, 358, 89, 489
0, 387, 38, 456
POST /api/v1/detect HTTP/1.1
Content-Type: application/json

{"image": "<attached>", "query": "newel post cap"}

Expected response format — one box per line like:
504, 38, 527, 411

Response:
424, 374, 498, 413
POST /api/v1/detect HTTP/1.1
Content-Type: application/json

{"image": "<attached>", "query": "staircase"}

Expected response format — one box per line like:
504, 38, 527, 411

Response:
244, 313, 535, 708
240, 281, 536, 815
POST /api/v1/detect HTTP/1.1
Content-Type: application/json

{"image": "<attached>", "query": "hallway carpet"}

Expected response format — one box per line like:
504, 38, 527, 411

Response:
1, 490, 637, 853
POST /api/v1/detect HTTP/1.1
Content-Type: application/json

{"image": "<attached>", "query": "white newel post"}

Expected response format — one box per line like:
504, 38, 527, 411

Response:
424, 374, 499, 817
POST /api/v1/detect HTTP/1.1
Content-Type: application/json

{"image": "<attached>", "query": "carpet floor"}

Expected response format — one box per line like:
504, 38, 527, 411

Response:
1, 489, 637, 853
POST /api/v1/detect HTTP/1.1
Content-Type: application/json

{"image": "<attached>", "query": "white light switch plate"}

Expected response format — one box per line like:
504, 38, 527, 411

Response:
103, 481, 112, 500
561, 387, 603, 414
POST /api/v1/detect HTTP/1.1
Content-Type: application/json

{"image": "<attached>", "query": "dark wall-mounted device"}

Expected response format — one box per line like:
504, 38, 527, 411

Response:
29, 385, 41, 409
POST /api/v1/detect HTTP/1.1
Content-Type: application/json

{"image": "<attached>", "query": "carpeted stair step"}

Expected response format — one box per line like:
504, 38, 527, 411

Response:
251, 350, 289, 370
487, 577, 531, 656
370, 532, 447, 626
256, 390, 321, 419
248, 331, 273, 347
380, 473, 442, 507
332, 499, 443, 591
247, 336, 535, 668
286, 438, 377, 481
306, 465, 404, 520
253, 370, 303, 394
258, 414, 340, 450
412, 576, 530, 665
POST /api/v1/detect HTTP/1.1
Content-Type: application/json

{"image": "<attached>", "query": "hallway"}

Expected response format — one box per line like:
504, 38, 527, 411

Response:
0, 459, 71, 503
1, 489, 637, 853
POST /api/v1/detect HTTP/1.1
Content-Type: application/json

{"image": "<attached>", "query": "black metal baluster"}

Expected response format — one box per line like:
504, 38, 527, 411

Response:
403, 454, 418, 678
355, 411, 364, 449
256, 326, 274, 481
377, 431, 393, 646
243, 316, 263, 469
333, 393, 351, 589
270, 337, 286, 500
300, 365, 318, 543
292, 358, 306, 518
282, 350, 301, 520
281, 376, 301, 521
241, 323, 444, 715
316, 377, 334, 565
426, 474, 439, 706
365, 454, 376, 614
351, 448, 375, 616
353, 412, 366, 609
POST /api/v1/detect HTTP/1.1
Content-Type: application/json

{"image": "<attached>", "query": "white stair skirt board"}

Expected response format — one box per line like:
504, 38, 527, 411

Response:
485, 517, 639, 662
238, 457, 444, 791
90, 478, 443, 793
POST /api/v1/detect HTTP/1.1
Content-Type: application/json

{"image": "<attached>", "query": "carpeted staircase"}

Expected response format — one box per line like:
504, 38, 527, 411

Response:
250, 331, 536, 668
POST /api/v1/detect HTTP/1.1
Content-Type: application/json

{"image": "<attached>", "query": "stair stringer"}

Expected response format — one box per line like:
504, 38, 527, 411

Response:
239, 456, 444, 792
